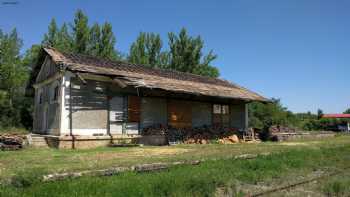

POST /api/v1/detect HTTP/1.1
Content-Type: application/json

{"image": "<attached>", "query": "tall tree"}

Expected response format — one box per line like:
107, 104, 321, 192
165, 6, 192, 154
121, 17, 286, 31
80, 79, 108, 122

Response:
344, 108, 350, 114
0, 29, 33, 129
72, 9, 90, 54
43, 20, 72, 51
55, 23, 73, 51
22, 44, 41, 94
128, 32, 164, 67
0, 28, 30, 128
42, 19, 58, 46
99, 22, 118, 59
0, 29, 28, 102
87, 23, 101, 56
168, 28, 219, 77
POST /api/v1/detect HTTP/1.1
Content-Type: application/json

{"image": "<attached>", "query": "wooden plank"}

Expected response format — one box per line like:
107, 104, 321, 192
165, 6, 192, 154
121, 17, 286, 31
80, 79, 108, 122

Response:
128, 96, 141, 122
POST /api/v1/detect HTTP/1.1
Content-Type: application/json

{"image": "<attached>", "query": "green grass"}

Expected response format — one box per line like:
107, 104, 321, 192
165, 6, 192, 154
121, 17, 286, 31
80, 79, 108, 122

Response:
1, 135, 349, 182
1, 144, 350, 197
322, 174, 350, 197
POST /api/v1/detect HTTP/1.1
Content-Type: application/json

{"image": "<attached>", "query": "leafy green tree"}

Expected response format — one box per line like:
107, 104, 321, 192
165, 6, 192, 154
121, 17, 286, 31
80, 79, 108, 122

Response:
86, 22, 119, 59
42, 10, 119, 59
248, 98, 302, 139
168, 28, 219, 77
248, 98, 297, 129
100, 22, 119, 59
22, 44, 41, 96
87, 23, 101, 56
128, 32, 164, 67
55, 23, 73, 51
0, 28, 30, 129
43, 20, 73, 51
42, 19, 58, 47
344, 108, 350, 114
72, 9, 90, 54
0, 29, 28, 102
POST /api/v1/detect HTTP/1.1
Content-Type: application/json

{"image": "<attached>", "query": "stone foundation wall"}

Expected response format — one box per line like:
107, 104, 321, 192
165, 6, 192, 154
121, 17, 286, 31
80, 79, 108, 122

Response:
40, 135, 134, 149
40, 135, 168, 149
137, 135, 168, 146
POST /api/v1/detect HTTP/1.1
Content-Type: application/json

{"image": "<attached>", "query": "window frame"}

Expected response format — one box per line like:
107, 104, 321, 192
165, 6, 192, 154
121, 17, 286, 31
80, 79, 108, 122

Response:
213, 104, 222, 114
39, 92, 43, 104
50, 81, 60, 104
37, 88, 43, 105
53, 85, 59, 102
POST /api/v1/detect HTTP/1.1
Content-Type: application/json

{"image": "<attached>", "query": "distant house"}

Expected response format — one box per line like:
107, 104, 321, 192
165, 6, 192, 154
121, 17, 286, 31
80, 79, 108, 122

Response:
322, 114, 350, 132
31, 47, 268, 148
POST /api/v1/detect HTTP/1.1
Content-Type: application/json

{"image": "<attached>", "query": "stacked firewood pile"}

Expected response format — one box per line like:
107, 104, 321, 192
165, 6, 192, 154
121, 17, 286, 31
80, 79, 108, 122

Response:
142, 126, 168, 136
269, 125, 296, 133
217, 135, 240, 144
0, 134, 25, 151
142, 126, 242, 144
182, 127, 240, 144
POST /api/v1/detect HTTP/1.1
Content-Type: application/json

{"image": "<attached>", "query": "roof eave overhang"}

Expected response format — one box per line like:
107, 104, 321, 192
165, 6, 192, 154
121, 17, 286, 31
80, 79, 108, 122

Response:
65, 69, 269, 103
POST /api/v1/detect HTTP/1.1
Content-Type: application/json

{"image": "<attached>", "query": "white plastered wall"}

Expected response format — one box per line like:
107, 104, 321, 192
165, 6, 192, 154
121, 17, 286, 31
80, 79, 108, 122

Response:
59, 72, 72, 135
59, 71, 108, 136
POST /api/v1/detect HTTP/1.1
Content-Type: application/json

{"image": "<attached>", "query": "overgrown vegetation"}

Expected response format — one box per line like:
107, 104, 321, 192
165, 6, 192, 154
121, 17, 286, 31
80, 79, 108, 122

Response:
322, 175, 350, 197
1, 136, 349, 196
249, 100, 350, 132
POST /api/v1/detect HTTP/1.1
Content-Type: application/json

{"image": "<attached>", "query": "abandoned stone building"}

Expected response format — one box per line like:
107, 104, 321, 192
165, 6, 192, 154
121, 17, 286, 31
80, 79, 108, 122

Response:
31, 47, 268, 148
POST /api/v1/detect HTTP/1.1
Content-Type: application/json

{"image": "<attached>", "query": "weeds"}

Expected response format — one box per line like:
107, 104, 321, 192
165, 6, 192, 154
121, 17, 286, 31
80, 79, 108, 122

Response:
322, 176, 350, 197
1, 145, 350, 196
10, 168, 43, 188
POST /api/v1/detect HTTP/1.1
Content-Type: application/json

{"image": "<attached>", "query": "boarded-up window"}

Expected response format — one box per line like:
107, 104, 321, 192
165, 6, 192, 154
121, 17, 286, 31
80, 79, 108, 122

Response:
213, 104, 230, 127
213, 104, 221, 114
128, 96, 140, 122
168, 100, 192, 128
222, 105, 229, 114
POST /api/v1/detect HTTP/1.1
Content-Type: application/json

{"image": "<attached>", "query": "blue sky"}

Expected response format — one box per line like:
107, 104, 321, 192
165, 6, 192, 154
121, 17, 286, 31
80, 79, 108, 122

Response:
0, 0, 349, 113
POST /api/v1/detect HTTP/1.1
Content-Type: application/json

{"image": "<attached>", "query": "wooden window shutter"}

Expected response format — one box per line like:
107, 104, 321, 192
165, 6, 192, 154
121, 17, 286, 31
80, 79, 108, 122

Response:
128, 96, 141, 122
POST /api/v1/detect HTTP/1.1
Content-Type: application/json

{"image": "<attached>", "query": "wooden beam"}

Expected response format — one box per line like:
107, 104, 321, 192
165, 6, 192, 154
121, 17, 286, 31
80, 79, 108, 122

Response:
76, 73, 87, 85
112, 78, 127, 88
33, 72, 63, 89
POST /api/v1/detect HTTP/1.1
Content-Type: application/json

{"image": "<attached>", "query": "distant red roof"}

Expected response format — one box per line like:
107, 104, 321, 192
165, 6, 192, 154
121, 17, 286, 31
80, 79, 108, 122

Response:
322, 114, 350, 118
